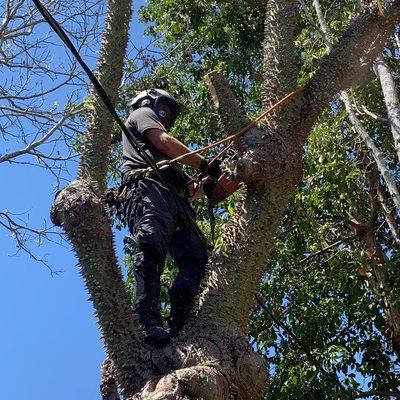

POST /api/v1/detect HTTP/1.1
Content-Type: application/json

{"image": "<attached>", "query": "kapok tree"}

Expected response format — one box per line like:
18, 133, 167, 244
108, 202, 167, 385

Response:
49, 0, 400, 398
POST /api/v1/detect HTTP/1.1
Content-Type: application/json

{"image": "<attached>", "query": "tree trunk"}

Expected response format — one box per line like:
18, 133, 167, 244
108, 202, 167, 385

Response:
49, 0, 400, 398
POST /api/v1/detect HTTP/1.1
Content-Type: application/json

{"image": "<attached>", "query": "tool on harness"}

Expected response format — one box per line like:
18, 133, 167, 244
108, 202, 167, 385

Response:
33, 0, 213, 252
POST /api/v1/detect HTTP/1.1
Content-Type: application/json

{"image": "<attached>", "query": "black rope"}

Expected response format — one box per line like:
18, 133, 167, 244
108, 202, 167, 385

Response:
32, 0, 212, 250
255, 295, 356, 400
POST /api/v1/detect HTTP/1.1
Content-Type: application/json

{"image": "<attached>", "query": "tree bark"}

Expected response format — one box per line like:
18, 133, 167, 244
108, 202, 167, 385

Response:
49, 0, 151, 396
376, 184, 400, 246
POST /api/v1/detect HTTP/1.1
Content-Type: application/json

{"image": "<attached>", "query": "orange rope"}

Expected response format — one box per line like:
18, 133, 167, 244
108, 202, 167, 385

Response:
165, 86, 304, 167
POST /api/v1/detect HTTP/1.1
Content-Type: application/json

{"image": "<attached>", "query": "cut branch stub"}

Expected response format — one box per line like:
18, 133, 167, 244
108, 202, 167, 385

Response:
205, 70, 303, 186
205, 71, 249, 137
205, 71, 279, 185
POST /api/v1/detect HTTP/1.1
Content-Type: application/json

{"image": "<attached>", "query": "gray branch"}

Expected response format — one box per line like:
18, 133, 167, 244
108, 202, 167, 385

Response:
50, 0, 154, 395
373, 54, 400, 163
0, 111, 75, 163
301, 0, 400, 136
341, 92, 400, 214
312, 0, 400, 214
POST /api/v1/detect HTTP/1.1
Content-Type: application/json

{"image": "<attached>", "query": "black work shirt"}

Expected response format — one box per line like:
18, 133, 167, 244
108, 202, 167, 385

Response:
122, 107, 191, 190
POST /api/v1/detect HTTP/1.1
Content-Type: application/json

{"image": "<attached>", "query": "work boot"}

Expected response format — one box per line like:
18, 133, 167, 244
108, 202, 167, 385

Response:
140, 313, 170, 348
144, 325, 171, 348
167, 315, 186, 338
168, 275, 197, 337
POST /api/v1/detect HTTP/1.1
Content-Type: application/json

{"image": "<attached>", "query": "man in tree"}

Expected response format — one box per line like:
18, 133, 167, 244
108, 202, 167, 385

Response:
122, 89, 221, 348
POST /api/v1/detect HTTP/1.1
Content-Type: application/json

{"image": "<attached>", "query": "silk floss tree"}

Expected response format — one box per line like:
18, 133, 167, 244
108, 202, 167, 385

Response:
47, 0, 400, 398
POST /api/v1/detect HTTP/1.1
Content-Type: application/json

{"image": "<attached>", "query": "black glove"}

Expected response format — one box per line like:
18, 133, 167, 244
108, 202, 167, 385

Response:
200, 159, 222, 179
202, 179, 218, 201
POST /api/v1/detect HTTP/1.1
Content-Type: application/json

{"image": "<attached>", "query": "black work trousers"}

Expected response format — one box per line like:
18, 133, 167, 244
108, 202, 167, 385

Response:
123, 178, 208, 329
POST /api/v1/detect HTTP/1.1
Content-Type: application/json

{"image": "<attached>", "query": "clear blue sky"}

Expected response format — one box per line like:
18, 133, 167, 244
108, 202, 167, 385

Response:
0, 2, 150, 399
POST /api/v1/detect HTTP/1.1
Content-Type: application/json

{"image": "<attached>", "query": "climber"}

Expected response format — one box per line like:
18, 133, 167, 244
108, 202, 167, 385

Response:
121, 89, 222, 348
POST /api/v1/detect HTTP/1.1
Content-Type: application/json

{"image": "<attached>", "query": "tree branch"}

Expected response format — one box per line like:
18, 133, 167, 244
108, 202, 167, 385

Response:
377, 183, 400, 246
100, 359, 120, 400
49, 0, 155, 395
356, 390, 400, 399
0, 110, 77, 163
193, 0, 302, 334
300, 0, 400, 136
341, 91, 400, 214
311, 0, 400, 214
373, 54, 400, 164
204, 71, 266, 182
77, 0, 132, 190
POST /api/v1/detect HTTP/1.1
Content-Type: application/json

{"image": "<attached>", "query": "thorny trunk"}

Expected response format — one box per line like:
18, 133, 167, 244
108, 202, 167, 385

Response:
50, 0, 144, 395
50, 0, 400, 398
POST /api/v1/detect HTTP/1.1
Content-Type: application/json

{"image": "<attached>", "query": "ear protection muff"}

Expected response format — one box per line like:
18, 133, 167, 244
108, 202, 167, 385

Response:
140, 99, 152, 108
157, 109, 167, 118
130, 89, 180, 130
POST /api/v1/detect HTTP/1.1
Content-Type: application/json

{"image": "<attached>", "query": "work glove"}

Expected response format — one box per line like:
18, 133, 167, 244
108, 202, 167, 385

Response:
203, 174, 240, 204
200, 158, 222, 179
202, 178, 218, 202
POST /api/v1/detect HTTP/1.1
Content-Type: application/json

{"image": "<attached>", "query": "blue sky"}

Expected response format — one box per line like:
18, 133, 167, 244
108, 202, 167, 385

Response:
0, 1, 150, 399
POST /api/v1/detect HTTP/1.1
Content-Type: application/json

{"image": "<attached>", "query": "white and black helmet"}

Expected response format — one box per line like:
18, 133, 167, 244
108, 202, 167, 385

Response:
130, 88, 180, 130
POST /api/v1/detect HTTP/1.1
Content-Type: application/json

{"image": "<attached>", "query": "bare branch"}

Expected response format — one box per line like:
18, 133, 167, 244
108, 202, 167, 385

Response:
377, 183, 400, 245
395, 32, 400, 51
0, 108, 80, 163
358, 103, 388, 122
0, 211, 63, 274
356, 390, 400, 399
